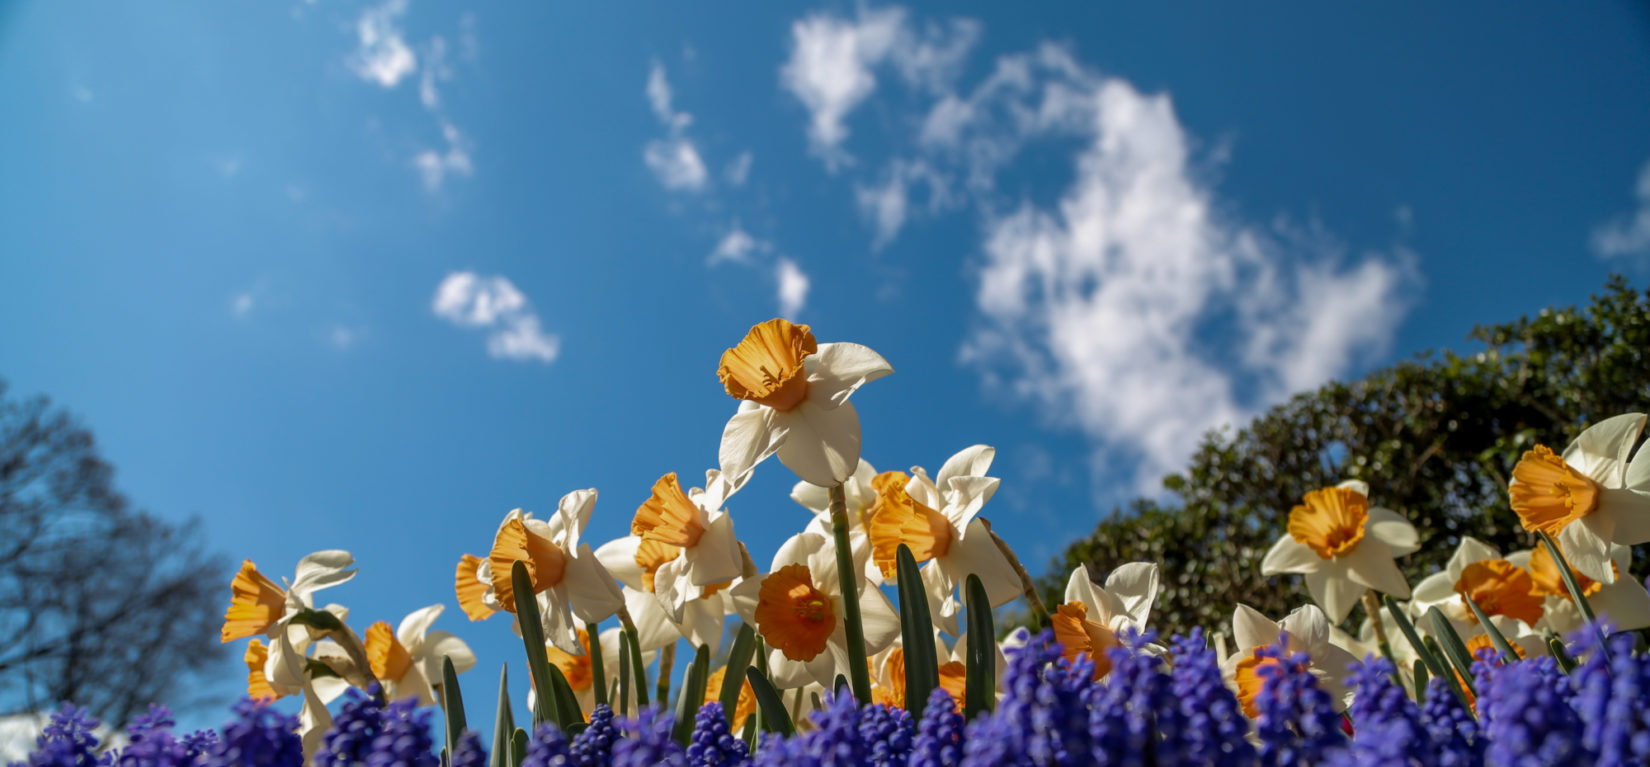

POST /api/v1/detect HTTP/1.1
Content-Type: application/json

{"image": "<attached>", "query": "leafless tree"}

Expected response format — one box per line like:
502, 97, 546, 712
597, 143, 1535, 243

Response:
0, 380, 226, 727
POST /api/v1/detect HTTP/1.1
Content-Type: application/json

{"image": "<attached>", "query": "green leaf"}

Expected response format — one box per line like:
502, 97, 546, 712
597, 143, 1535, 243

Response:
440, 656, 468, 765
287, 608, 344, 632
719, 624, 758, 716
672, 644, 711, 746
511, 561, 558, 727
1412, 659, 1428, 704
1535, 530, 1609, 661
491, 666, 515, 767
1422, 635, 1472, 708
896, 544, 940, 719
1547, 635, 1577, 673
1460, 594, 1517, 663
546, 663, 584, 732
740, 713, 757, 753
1382, 596, 1448, 682
828, 484, 873, 703
964, 574, 996, 719
1425, 607, 1478, 698
745, 667, 794, 736
618, 629, 633, 717
510, 728, 527, 767
623, 621, 651, 707
587, 622, 609, 707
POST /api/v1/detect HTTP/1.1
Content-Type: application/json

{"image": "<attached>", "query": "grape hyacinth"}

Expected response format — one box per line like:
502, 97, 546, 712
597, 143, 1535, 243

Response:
521, 723, 574, 767
450, 732, 488, 767
314, 688, 387, 767
612, 707, 684, 767
686, 703, 747, 767
10, 704, 102, 767
1251, 642, 1346, 767
204, 699, 303, 767
908, 689, 964, 767
365, 698, 437, 767
572, 705, 621, 767
1170, 629, 1256, 767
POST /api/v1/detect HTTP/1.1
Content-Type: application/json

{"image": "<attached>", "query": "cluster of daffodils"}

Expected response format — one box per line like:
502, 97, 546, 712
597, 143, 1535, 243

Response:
18, 320, 1650, 767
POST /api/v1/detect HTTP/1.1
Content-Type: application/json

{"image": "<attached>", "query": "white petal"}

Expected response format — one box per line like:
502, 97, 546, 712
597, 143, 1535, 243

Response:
1063, 563, 1099, 606
1231, 604, 1281, 651
1626, 437, 1650, 492
952, 519, 1023, 606
775, 400, 862, 487
396, 604, 445, 648
1601, 487, 1650, 545
728, 575, 764, 628
1279, 604, 1331, 651
1558, 515, 1616, 583
772, 532, 828, 571
1103, 562, 1160, 627
1262, 536, 1322, 575
288, 550, 357, 601
679, 599, 727, 656
923, 560, 962, 636
719, 405, 786, 489
1591, 577, 1650, 631
1336, 479, 1371, 498
943, 476, 999, 535
625, 588, 680, 652
905, 467, 944, 510
1342, 539, 1410, 599
857, 587, 902, 654
803, 342, 893, 408
790, 479, 831, 513
1564, 413, 1645, 487
684, 512, 744, 586
764, 650, 815, 690
562, 544, 625, 623
1409, 572, 1458, 617
539, 589, 582, 655
936, 445, 996, 489
1303, 568, 1357, 625
555, 489, 598, 553
1447, 537, 1501, 583
1365, 507, 1420, 556
594, 536, 647, 591
419, 630, 476, 681
652, 557, 695, 624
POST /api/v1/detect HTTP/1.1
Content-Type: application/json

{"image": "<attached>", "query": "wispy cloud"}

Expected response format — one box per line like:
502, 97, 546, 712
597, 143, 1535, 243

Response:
413, 122, 474, 193
724, 151, 754, 187
328, 325, 367, 350
776, 258, 811, 317
349, 0, 417, 89
418, 36, 451, 110
1591, 157, 1650, 260
643, 61, 708, 192
780, 7, 980, 170
432, 272, 559, 364
962, 71, 1415, 489
708, 223, 771, 266
231, 292, 255, 319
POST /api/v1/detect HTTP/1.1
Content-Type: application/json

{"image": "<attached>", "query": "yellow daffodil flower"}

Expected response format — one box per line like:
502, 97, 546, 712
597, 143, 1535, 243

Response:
1260, 480, 1418, 623
1508, 542, 1650, 635
1221, 604, 1358, 718
1411, 536, 1544, 628
1051, 563, 1159, 680
474, 490, 626, 654
361, 604, 476, 706
220, 550, 357, 643
1509, 412, 1650, 583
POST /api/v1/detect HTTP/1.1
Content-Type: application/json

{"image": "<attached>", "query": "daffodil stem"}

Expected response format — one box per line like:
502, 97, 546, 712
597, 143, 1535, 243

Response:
1535, 530, 1609, 661
656, 642, 675, 705
327, 624, 381, 692
828, 483, 874, 704
617, 607, 651, 706
983, 518, 1050, 628
1361, 590, 1400, 686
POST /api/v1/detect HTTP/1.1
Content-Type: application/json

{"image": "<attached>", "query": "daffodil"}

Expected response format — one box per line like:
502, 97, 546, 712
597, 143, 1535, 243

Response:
869, 632, 967, 709
1260, 480, 1418, 623
1050, 563, 1159, 680
628, 470, 744, 610
1508, 412, 1650, 583
220, 550, 357, 643
1410, 537, 1545, 629
1222, 604, 1358, 717
716, 319, 892, 488
1508, 542, 1650, 635
358, 604, 477, 706
730, 531, 900, 689
595, 498, 739, 657
477, 490, 626, 654
704, 665, 758, 730
860, 445, 1021, 634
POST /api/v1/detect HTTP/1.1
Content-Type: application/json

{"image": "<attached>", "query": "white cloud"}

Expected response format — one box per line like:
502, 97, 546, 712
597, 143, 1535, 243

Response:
725, 151, 754, 186
1591, 157, 1650, 259
642, 62, 709, 192
231, 292, 255, 318
432, 272, 559, 364
781, 8, 980, 169
419, 36, 451, 110
414, 122, 474, 193
329, 325, 366, 350
350, 0, 417, 89
776, 258, 811, 317
71, 85, 94, 103
709, 223, 770, 265
964, 75, 1414, 489
856, 169, 907, 250
643, 138, 708, 191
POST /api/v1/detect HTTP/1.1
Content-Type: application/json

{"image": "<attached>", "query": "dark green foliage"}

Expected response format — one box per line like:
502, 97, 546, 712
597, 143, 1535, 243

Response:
1040, 277, 1650, 636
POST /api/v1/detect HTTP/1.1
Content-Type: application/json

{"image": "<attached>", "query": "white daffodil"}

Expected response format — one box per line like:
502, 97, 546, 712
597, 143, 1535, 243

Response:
626, 470, 743, 613
535, 627, 655, 717
274, 627, 337, 763
794, 459, 879, 583
716, 319, 892, 489
1260, 480, 1418, 623
730, 531, 900, 689
1410, 536, 1545, 630
1051, 563, 1159, 680
476, 490, 626, 654
1510, 542, 1650, 635
220, 550, 357, 643
596, 513, 738, 658
860, 446, 1021, 635
1222, 604, 1359, 717
359, 604, 477, 706
1509, 412, 1650, 583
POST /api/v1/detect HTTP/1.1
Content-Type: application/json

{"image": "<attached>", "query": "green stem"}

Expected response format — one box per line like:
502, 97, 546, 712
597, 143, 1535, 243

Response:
656, 642, 675, 706
1535, 530, 1609, 661
828, 484, 873, 704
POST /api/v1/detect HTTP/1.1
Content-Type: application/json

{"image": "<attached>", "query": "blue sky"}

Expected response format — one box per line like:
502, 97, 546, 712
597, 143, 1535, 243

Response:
3, 0, 1650, 729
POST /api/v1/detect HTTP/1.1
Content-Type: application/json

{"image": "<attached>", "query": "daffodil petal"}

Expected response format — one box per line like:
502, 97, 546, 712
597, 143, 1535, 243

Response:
1446, 536, 1501, 583
1262, 535, 1322, 575
562, 544, 625, 624
804, 342, 893, 409
1342, 539, 1410, 599
1279, 604, 1331, 652
395, 604, 444, 648
421, 630, 476, 680
1563, 413, 1645, 487
719, 404, 787, 490
1103, 562, 1160, 628
935, 445, 996, 490
953, 519, 1022, 606
1231, 604, 1282, 652
1591, 577, 1650, 631
774, 399, 863, 487
684, 512, 744, 586
1365, 507, 1420, 556
594, 536, 647, 591
1626, 439, 1650, 492
857, 587, 902, 655
1601, 487, 1650, 544
1558, 514, 1615, 583
625, 587, 680, 652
